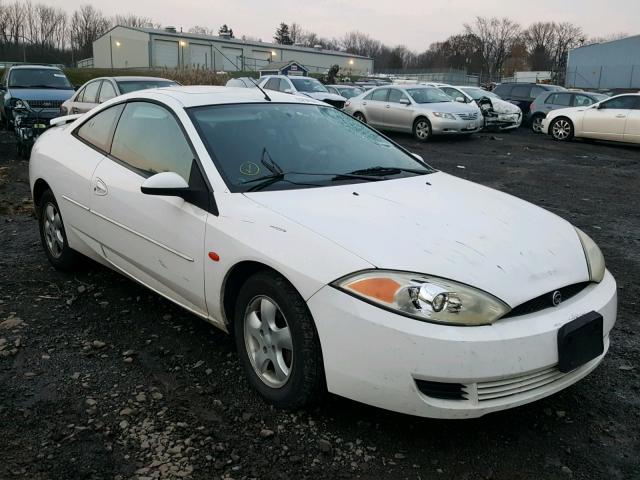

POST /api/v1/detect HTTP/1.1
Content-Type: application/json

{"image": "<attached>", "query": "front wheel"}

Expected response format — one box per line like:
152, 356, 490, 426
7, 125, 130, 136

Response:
530, 114, 545, 133
413, 118, 431, 142
234, 271, 325, 409
37, 189, 79, 270
550, 117, 574, 141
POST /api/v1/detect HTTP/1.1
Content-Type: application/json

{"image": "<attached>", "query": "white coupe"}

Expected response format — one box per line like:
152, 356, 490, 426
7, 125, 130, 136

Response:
30, 86, 617, 418
543, 93, 640, 144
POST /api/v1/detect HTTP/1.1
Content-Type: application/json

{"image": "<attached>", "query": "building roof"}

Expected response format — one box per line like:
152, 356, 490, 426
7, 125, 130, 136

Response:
97, 25, 372, 61
570, 34, 640, 51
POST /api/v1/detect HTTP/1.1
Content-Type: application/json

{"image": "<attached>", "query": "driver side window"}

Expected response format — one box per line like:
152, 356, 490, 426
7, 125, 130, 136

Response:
599, 96, 637, 110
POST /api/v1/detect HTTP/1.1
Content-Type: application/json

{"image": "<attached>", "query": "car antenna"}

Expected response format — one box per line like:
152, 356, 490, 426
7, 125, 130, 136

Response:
250, 77, 271, 102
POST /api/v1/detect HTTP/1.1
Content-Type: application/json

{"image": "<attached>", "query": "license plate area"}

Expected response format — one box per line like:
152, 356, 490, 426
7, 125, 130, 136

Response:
557, 311, 603, 373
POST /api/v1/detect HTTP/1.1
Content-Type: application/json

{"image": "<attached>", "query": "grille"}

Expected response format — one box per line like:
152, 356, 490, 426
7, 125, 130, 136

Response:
457, 112, 478, 120
415, 379, 468, 400
504, 282, 590, 318
27, 100, 64, 109
476, 366, 565, 402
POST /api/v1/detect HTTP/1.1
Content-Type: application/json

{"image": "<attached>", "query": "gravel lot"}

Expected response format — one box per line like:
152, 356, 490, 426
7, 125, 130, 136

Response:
1, 127, 639, 480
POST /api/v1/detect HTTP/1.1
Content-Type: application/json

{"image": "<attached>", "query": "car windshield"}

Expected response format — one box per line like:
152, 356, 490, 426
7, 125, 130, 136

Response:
338, 87, 364, 98
290, 77, 328, 93
117, 80, 178, 94
8, 68, 72, 89
189, 103, 434, 192
461, 87, 500, 100
405, 88, 452, 104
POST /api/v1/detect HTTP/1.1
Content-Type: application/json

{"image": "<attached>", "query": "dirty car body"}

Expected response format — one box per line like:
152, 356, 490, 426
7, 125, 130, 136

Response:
30, 86, 616, 419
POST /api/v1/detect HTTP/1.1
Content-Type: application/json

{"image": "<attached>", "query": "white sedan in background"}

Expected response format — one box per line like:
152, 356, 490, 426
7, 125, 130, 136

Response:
543, 93, 640, 144
30, 86, 616, 418
344, 86, 482, 141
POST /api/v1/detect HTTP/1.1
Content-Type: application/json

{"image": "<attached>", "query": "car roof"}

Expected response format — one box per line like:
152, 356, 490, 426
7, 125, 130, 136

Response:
9, 65, 62, 70
120, 85, 326, 108
111, 76, 175, 82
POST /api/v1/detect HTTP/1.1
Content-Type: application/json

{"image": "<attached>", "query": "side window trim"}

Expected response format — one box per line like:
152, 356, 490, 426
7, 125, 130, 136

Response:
72, 101, 126, 155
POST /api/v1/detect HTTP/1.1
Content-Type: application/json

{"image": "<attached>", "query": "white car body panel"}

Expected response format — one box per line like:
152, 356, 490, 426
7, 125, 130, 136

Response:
30, 86, 617, 418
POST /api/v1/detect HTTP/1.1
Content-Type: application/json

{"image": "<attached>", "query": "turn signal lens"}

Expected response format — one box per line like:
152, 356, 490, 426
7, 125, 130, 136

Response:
575, 228, 605, 283
333, 270, 510, 326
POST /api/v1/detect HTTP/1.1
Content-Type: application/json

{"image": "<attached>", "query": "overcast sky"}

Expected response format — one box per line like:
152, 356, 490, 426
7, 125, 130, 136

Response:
58, 0, 638, 51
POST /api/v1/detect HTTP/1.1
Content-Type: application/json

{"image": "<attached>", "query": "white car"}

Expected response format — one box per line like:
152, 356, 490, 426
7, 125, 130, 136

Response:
30, 86, 617, 419
542, 93, 640, 144
437, 85, 523, 130
258, 75, 346, 109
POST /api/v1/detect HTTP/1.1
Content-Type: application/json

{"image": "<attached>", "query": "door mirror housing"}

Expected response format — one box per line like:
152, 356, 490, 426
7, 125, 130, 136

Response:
141, 172, 189, 198
455, 96, 466, 103
399, 97, 411, 105
284, 88, 294, 94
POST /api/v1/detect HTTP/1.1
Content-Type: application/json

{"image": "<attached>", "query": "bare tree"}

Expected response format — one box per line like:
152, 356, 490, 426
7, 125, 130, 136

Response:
341, 31, 382, 58
464, 17, 521, 78
523, 22, 556, 70
289, 22, 302, 44
70, 4, 110, 59
113, 13, 155, 29
584, 32, 628, 46
549, 22, 584, 77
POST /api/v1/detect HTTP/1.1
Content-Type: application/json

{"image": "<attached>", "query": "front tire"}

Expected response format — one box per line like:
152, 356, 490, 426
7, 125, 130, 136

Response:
530, 114, 545, 133
353, 112, 366, 123
413, 117, 431, 142
550, 117, 574, 141
234, 271, 325, 409
37, 189, 79, 270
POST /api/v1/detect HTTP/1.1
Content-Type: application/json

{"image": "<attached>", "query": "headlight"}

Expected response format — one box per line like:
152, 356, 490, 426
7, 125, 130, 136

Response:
332, 270, 510, 326
432, 112, 457, 120
12, 99, 27, 110
575, 228, 605, 282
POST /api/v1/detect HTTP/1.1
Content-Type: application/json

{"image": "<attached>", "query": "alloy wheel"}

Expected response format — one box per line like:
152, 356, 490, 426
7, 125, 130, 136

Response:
243, 295, 293, 388
532, 116, 544, 133
43, 202, 64, 259
415, 120, 430, 140
552, 119, 571, 140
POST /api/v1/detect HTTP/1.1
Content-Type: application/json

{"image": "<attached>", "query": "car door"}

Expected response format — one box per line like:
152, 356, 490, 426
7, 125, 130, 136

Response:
385, 88, 414, 131
72, 80, 101, 114
90, 101, 209, 316
581, 95, 635, 141
623, 97, 640, 144
362, 88, 389, 127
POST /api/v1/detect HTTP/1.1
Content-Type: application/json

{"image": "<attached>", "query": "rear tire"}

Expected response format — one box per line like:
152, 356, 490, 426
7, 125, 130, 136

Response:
233, 270, 325, 409
550, 117, 574, 141
413, 117, 431, 142
530, 114, 545, 133
37, 189, 80, 270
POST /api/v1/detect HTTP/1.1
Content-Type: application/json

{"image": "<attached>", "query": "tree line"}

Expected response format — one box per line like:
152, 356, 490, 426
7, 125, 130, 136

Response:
0, 1, 627, 78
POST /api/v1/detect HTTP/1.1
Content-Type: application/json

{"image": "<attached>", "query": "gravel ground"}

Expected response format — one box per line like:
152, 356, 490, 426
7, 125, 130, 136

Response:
1, 127, 639, 480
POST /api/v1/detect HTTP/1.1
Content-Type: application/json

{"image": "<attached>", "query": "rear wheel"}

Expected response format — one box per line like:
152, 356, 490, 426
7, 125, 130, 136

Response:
234, 271, 325, 409
530, 114, 545, 133
550, 117, 574, 141
413, 117, 431, 142
37, 189, 79, 270
353, 112, 366, 123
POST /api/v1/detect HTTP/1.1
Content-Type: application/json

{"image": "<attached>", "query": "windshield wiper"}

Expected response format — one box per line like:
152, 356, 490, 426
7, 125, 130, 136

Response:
347, 166, 429, 176
23, 85, 69, 89
241, 171, 387, 192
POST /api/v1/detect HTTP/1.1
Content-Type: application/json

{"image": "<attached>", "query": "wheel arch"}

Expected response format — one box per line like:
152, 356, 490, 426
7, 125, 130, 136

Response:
32, 178, 51, 215
550, 115, 575, 138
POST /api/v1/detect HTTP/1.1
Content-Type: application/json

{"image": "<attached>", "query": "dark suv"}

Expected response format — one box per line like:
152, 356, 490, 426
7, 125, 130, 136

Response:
492, 83, 566, 120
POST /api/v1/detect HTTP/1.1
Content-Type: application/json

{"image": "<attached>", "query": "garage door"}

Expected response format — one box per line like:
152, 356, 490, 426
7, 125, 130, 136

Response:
190, 44, 211, 68
221, 47, 243, 71
251, 50, 271, 70
154, 40, 179, 68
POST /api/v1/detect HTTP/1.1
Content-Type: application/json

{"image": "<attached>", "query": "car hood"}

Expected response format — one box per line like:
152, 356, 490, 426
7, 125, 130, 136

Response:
245, 172, 589, 307
8, 88, 74, 102
481, 97, 521, 114
303, 92, 346, 102
415, 101, 480, 114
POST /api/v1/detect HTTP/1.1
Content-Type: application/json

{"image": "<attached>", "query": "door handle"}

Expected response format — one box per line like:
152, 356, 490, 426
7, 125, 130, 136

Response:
615, 114, 626, 118
362, 102, 367, 105
385, 104, 390, 108
93, 178, 108, 196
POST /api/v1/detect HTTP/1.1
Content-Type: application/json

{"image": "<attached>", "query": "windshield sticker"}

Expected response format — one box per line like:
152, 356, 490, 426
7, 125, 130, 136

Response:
240, 162, 260, 176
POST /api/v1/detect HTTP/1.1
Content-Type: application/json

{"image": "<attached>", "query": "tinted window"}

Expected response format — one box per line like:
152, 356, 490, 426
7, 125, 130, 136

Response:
189, 104, 433, 193
111, 102, 194, 182
406, 88, 452, 104
76, 104, 124, 152
8, 68, 72, 89
264, 78, 279, 91
82, 81, 101, 103
492, 84, 512, 97
290, 77, 328, 93
388, 89, 409, 103
599, 96, 638, 110
547, 93, 572, 106
530, 85, 547, 98
278, 79, 291, 92
99, 81, 117, 102
511, 85, 530, 98
574, 94, 595, 107
371, 88, 389, 101
116, 80, 178, 94
338, 87, 363, 98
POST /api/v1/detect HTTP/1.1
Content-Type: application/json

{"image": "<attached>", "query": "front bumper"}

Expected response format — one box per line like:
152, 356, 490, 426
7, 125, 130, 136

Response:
484, 112, 522, 130
307, 270, 617, 418
430, 116, 482, 135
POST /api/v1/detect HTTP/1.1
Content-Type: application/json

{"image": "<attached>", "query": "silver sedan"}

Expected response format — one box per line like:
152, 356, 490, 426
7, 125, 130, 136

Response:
344, 86, 483, 141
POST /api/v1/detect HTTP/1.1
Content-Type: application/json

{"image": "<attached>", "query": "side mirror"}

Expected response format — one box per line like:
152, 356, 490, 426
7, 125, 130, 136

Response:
284, 88, 294, 94
399, 98, 411, 105
140, 172, 189, 198
455, 96, 466, 103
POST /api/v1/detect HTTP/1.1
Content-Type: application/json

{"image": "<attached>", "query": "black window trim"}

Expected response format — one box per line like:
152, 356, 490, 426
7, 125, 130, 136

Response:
83, 79, 102, 104
98, 79, 117, 103
71, 98, 218, 215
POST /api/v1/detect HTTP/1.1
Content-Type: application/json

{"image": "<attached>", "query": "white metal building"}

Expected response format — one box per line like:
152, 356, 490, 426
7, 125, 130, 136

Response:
93, 26, 373, 75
